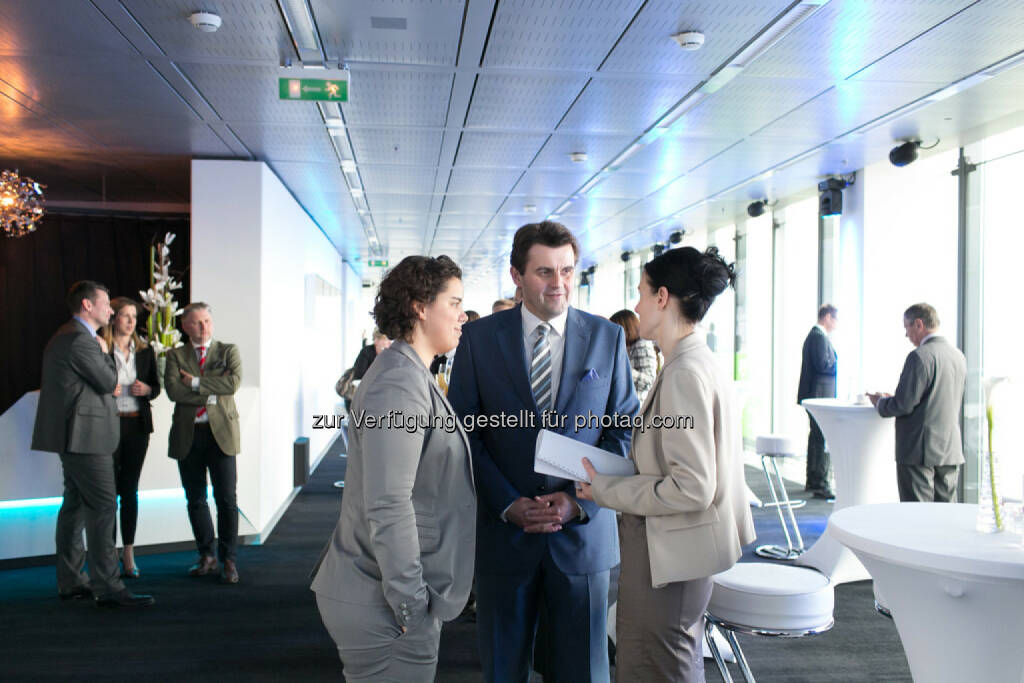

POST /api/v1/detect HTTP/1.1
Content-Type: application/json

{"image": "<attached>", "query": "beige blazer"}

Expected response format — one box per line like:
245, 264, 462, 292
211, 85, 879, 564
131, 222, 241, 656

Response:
592, 333, 755, 587
164, 341, 242, 460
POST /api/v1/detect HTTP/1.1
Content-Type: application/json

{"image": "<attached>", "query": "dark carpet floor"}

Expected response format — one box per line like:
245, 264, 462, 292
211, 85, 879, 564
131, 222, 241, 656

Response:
0, 446, 911, 682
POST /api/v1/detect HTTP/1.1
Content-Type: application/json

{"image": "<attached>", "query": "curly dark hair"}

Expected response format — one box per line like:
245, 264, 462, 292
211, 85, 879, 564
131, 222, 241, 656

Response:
373, 255, 463, 342
643, 246, 736, 323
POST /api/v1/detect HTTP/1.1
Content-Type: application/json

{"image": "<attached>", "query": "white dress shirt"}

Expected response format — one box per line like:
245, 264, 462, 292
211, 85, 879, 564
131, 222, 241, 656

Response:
113, 340, 140, 413
521, 305, 568, 409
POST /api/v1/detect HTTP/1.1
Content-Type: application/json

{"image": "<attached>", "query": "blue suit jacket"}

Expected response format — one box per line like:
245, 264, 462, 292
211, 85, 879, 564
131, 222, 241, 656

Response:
448, 305, 639, 575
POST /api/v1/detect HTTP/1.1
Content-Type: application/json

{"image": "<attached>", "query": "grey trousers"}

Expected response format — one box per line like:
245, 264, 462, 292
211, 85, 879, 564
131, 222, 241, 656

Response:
614, 514, 713, 683
315, 593, 442, 682
897, 464, 959, 502
56, 452, 125, 598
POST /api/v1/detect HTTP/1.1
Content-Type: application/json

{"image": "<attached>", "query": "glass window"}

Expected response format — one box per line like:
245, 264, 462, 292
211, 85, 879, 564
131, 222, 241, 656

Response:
861, 150, 959, 395
705, 225, 736, 375
736, 214, 773, 444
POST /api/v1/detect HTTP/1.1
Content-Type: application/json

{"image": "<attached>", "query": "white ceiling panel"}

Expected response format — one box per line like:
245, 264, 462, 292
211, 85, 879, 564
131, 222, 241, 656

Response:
742, 0, 974, 81
348, 127, 444, 166
483, 0, 645, 71
446, 168, 524, 196
125, 0, 294, 62
368, 193, 434, 215
358, 165, 438, 195
466, 73, 589, 130
342, 69, 453, 126
0, 1, 138, 56
532, 133, 636, 171
313, 0, 464, 66
441, 194, 507, 215
561, 196, 637, 218
437, 213, 495, 231
511, 169, 591, 197
231, 123, 335, 162
602, 0, 794, 75
455, 132, 549, 167
558, 74, 702, 134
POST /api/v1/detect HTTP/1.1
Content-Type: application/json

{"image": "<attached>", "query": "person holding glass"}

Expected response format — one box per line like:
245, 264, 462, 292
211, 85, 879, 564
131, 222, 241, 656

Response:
312, 255, 476, 682
102, 296, 161, 578
577, 247, 755, 682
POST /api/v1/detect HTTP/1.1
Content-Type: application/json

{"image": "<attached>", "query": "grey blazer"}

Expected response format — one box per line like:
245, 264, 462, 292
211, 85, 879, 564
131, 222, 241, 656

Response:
32, 319, 119, 456
311, 341, 476, 630
876, 336, 966, 467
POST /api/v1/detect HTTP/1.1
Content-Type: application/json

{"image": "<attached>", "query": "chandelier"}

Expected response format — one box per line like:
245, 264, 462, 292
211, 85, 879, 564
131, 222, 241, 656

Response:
1, 169, 46, 238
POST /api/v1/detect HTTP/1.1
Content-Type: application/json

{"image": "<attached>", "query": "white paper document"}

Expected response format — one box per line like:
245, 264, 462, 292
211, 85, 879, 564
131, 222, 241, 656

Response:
534, 429, 635, 482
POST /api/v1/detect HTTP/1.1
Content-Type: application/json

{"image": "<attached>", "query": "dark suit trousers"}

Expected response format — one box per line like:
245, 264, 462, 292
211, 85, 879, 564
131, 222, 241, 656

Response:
177, 424, 238, 561
56, 453, 125, 598
476, 552, 610, 683
897, 464, 959, 502
113, 416, 150, 545
805, 412, 831, 490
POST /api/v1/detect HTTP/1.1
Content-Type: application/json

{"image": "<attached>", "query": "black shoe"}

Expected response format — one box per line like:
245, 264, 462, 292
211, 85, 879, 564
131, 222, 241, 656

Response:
188, 555, 218, 577
95, 589, 155, 608
813, 488, 836, 501
58, 585, 93, 601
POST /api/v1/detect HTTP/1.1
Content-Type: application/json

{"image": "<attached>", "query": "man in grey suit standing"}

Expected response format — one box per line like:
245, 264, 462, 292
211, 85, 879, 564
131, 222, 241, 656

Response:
798, 304, 838, 499
32, 281, 154, 607
870, 303, 966, 502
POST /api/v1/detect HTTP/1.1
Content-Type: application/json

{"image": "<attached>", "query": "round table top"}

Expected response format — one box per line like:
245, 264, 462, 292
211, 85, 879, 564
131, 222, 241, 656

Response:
829, 503, 1024, 580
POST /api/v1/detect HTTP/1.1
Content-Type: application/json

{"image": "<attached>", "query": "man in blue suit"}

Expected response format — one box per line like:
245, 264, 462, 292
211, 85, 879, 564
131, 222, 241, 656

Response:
449, 221, 639, 683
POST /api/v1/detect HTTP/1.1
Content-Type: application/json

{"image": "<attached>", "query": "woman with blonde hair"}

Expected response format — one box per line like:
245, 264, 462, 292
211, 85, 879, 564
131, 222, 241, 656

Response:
102, 297, 160, 578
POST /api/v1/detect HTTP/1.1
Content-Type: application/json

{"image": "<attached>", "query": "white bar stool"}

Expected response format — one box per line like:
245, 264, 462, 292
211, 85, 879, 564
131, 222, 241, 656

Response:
754, 434, 806, 560
705, 563, 834, 683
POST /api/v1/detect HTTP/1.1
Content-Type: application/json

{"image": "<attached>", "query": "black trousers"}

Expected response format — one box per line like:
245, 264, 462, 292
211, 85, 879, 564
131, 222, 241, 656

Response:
177, 424, 238, 562
805, 412, 831, 490
113, 416, 150, 545
56, 453, 125, 598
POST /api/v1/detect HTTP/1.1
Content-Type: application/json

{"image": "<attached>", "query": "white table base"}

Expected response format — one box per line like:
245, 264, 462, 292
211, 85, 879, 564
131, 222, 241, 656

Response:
854, 550, 1024, 682
797, 400, 899, 584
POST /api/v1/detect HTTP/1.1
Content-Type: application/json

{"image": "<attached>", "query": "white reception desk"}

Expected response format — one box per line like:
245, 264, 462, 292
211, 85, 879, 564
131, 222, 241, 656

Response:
797, 399, 899, 583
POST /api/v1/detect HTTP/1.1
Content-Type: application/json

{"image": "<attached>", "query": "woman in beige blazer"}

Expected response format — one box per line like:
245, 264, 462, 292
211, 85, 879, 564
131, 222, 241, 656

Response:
579, 246, 755, 682
312, 255, 475, 682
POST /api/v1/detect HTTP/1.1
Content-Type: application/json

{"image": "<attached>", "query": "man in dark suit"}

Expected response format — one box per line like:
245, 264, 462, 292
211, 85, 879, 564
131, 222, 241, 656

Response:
798, 304, 838, 498
32, 281, 154, 607
870, 303, 966, 502
165, 302, 243, 583
449, 221, 639, 683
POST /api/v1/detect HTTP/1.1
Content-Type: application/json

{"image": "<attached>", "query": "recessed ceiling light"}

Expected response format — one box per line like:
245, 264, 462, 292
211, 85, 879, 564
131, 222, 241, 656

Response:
523, 204, 537, 213
569, 152, 588, 163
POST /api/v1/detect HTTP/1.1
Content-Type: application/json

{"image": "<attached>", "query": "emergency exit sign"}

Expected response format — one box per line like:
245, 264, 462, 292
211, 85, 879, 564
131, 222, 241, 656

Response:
367, 259, 388, 268
279, 77, 348, 101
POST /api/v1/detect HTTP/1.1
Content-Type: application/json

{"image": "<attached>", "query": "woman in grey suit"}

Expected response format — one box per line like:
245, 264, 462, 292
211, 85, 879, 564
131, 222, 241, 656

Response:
312, 255, 475, 682
579, 247, 755, 682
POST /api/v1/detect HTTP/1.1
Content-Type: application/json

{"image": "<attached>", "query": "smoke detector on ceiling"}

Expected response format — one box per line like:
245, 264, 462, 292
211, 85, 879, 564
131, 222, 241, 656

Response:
189, 11, 222, 32
671, 31, 705, 51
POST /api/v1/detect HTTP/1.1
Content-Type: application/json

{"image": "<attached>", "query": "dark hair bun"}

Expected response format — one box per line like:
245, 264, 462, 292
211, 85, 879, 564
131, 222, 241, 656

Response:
642, 246, 735, 323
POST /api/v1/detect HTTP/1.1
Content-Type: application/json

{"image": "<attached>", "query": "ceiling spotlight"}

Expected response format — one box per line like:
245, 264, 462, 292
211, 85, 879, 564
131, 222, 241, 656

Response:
652, 244, 666, 256
889, 140, 921, 167
818, 178, 848, 218
620, 251, 632, 262
523, 204, 537, 214
747, 200, 768, 218
671, 31, 705, 51
569, 152, 588, 163
669, 230, 684, 244
189, 11, 222, 32
581, 273, 591, 286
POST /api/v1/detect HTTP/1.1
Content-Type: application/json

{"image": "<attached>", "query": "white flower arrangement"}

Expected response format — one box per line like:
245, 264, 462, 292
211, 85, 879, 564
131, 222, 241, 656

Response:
138, 231, 184, 355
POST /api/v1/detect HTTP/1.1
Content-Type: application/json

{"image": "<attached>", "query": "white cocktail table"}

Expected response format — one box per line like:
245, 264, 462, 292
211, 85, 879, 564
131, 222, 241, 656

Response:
830, 503, 1024, 683
797, 399, 899, 583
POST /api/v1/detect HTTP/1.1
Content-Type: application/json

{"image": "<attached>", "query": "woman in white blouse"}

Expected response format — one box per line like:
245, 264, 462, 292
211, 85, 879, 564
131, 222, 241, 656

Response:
578, 247, 755, 682
102, 297, 160, 578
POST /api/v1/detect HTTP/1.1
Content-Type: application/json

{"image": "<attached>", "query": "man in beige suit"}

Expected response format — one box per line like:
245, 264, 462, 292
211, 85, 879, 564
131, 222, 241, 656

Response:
164, 302, 242, 583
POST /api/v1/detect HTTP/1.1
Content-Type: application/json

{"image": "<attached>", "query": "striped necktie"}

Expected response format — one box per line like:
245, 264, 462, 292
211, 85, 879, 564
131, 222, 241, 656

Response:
530, 323, 552, 412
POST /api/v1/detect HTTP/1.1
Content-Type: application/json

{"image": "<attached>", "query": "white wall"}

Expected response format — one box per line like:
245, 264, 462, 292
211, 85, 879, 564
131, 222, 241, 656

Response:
192, 159, 346, 535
